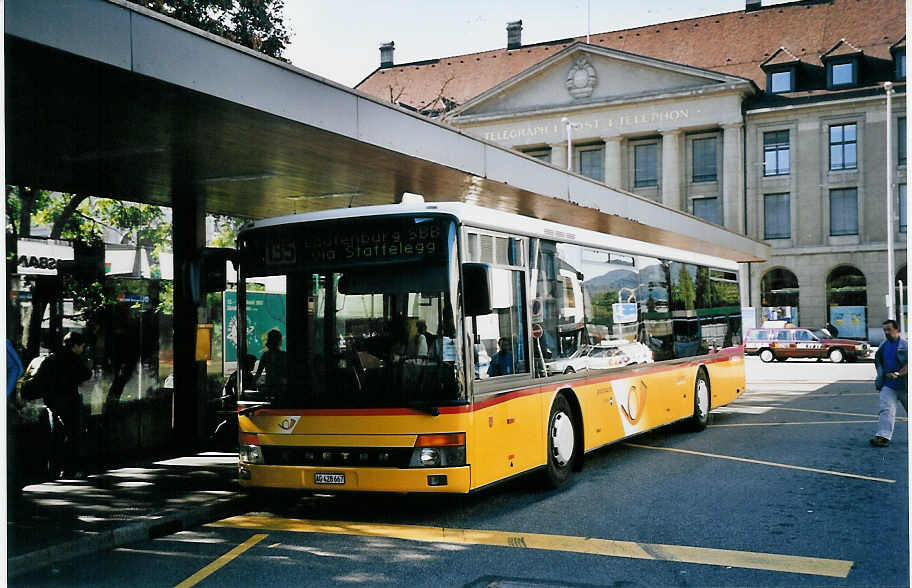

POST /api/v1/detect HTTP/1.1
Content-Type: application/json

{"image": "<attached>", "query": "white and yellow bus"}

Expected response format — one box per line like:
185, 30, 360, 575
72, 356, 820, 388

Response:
234, 199, 745, 494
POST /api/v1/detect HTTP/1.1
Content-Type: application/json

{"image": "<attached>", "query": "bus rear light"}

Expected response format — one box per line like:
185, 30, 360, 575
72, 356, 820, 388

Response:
415, 433, 465, 447
239, 444, 264, 464
239, 432, 259, 445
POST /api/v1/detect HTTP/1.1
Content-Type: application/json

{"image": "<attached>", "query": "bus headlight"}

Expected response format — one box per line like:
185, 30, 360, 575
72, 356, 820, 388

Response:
239, 444, 264, 464
409, 433, 466, 467
238, 432, 264, 464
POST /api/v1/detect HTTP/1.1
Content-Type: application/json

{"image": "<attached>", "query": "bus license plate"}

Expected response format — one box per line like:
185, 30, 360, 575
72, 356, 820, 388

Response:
314, 473, 345, 485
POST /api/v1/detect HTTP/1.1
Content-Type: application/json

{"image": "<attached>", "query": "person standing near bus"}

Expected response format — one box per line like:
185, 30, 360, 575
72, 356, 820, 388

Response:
47, 331, 93, 477
871, 319, 908, 447
255, 329, 287, 400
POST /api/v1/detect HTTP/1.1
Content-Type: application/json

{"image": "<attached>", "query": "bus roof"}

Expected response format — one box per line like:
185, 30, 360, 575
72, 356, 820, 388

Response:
242, 201, 743, 270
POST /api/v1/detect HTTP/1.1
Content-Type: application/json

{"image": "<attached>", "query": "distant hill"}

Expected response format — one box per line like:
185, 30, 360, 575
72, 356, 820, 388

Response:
584, 269, 639, 295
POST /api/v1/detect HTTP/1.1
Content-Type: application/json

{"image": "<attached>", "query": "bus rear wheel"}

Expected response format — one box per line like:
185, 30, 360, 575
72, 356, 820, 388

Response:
542, 394, 576, 488
689, 371, 711, 431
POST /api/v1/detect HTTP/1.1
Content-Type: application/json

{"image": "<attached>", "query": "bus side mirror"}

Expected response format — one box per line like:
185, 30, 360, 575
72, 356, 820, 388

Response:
463, 263, 492, 316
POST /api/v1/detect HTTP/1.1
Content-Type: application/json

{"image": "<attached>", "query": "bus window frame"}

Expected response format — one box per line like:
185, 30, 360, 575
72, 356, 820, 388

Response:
461, 226, 535, 403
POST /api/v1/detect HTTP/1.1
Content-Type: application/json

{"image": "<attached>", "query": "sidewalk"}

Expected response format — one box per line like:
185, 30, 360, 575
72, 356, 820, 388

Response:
6, 451, 247, 579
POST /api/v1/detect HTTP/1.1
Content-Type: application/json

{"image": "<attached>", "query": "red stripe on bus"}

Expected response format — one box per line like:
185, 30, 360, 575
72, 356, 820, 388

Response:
250, 350, 743, 418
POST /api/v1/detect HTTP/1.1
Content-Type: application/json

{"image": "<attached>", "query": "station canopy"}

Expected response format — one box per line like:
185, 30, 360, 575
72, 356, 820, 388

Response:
5, 0, 769, 263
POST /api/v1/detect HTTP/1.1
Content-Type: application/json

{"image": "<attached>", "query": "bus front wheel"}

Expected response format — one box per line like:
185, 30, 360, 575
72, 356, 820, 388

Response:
688, 371, 711, 431
542, 394, 576, 489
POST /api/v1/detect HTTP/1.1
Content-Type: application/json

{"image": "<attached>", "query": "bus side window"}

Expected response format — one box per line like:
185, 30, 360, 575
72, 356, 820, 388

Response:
471, 268, 529, 379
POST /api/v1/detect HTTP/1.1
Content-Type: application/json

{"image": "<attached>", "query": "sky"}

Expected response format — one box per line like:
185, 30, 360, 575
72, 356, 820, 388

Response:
281, 0, 794, 88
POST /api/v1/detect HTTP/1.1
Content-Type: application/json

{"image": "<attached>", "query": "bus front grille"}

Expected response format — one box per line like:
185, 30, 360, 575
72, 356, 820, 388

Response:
260, 446, 413, 468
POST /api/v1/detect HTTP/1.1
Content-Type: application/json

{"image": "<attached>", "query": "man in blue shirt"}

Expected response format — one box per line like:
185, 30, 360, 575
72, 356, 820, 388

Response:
488, 337, 514, 377
872, 319, 908, 447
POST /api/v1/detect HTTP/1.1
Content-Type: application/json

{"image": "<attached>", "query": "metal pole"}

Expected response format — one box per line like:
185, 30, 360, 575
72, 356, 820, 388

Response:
900, 280, 905, 337
886, 81, 895, 320
587, 0, 591, 44
561, 117, 573, 171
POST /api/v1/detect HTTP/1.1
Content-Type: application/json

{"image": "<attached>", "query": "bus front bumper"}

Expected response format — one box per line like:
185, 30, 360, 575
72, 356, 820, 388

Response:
239, 464, 471, 494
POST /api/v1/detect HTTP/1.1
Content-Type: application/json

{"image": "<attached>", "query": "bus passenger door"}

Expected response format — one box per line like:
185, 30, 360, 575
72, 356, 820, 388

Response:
465, 257, 540, 487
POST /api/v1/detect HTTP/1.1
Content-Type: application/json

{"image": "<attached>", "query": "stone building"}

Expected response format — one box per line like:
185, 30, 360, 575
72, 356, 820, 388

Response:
356, 0, 906, 339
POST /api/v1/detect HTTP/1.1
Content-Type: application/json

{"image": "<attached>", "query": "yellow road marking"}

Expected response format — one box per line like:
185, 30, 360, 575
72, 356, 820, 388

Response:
736, 406, 908, 421
208, 516, 852, 578
175, 533, 267, 588
710, 420, 876, 428
625, 443, 895, 484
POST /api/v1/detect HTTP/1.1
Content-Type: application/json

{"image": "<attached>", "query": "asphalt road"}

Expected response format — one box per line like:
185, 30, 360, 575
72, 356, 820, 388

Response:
14, 358, 909, 587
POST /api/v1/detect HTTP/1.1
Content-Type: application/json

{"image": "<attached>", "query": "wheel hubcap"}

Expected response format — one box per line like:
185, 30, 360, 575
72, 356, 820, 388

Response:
551, 412, 574, 467
696, 379, 709, 419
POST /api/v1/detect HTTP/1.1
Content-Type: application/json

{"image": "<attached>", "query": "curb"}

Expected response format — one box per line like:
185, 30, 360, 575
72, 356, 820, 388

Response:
8, 493, 249, 579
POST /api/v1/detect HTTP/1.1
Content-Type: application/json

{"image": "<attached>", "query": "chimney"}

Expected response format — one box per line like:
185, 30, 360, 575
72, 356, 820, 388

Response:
506, 20, 523, 50
379, 41, 395, 68
745, 0, 761, 11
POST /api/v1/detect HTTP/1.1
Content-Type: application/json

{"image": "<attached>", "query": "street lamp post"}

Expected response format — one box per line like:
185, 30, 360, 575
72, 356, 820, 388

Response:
886, 81, 896, 321
561, 117, 581, 172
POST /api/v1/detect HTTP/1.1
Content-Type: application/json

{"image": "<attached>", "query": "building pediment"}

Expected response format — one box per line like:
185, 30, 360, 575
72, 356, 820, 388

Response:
449, 43, 752, 120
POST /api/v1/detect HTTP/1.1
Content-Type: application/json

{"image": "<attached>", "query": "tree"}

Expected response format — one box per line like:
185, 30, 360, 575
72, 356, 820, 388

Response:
127, 0, 291, 60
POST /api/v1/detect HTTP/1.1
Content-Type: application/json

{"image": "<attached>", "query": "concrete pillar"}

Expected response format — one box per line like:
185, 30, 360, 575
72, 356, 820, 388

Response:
603, 136, 622, 189
722, 123, 745, 233
172, 185, 207, 451
661, 130, 682, 211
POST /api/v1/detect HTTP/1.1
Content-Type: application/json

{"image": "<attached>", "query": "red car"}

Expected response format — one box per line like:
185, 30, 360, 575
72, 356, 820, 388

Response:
745, 327, 869, 363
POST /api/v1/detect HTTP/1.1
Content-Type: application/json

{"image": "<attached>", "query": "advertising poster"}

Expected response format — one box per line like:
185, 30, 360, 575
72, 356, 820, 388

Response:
829, 305, 867, 339
223, 291, 287, 371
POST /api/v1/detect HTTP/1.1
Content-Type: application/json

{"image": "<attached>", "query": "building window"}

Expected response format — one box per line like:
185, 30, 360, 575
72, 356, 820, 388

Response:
829, 188, 858, 236
692, 137, 717, 182
829, 123, 857, 171
896, 51, 906, 81
523, 147, 551, 163
768, 69, 794, 93
763, 130, 789, 176
634, 142, 658, 187
764, 193, 790, 239
900, 184, 907, 233
827, 59, 857, 88
899, 118, 906, 166
576, 145, 604, 182
693, 197, 720, 225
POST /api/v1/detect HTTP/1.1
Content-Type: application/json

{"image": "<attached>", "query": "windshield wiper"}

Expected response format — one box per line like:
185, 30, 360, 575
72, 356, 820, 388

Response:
407, 402, 440, 417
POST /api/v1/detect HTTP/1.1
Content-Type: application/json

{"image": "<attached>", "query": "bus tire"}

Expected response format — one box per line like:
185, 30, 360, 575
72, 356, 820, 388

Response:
759, 348, 775, 363
829, 348, 844, 363
689, 370, 711, 431
542, 394, 576, 489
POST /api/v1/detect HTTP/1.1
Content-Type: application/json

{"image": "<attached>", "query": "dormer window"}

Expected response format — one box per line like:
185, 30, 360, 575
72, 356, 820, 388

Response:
769, 69, 795, 93
892, 36, 906, 81
760, 47, 800, 94
821, 39, 863, 90
829, 60, 856, 87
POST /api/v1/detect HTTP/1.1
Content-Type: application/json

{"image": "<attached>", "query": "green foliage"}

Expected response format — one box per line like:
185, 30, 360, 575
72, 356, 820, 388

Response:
673, 266, 697, 310
127, 0, 290, 60
210, 214, 249, 248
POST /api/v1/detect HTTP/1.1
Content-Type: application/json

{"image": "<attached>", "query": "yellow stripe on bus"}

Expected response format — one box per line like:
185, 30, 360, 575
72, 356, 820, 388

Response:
209, 516, 853, 578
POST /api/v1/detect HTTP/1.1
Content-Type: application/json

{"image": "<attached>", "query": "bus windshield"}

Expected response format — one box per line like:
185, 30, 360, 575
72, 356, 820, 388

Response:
236, 215, 465, 409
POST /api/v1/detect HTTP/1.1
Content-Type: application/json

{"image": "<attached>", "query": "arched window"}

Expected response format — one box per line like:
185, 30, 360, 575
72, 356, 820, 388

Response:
826, 265, 867, 339
760, 268, 799, 324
